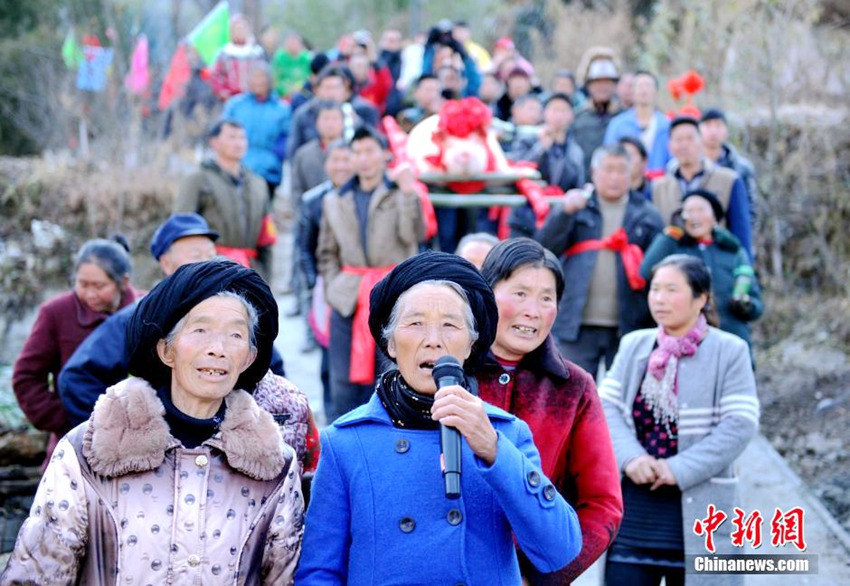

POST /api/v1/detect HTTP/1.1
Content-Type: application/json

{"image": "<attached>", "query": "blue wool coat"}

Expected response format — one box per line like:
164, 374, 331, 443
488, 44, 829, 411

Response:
296, 393, 582, 585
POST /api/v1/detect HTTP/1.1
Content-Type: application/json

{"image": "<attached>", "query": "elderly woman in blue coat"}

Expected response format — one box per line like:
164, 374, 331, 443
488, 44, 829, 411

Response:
296, 251, 582, 585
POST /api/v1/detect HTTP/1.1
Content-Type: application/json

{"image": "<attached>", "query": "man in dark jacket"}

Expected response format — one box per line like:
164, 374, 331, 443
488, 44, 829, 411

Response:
286, 64, 380, 161
297, 140, 354, 413
537, 144, 663, 376
572, 56, 621, 174
290, 102, 345, 205
699, 108, 759, 227
57, 214, 285, 426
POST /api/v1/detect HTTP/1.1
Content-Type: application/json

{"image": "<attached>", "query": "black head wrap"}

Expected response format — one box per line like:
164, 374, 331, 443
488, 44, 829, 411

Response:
683, 188, 725, 222
369, 251, 497, 371
127, 258, 278, 392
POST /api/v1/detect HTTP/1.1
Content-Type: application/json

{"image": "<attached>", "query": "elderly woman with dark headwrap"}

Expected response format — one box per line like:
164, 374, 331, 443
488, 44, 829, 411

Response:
296, 251, 581, 585
2, 259, 304, 585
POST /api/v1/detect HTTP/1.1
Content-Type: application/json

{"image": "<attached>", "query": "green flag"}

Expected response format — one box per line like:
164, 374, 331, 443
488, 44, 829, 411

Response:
188, 1, 230, 66
62, 30, 83, 70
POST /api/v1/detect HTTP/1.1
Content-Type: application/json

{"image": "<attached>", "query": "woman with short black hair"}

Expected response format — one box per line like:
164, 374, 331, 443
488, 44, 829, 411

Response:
477, 238, 623, 583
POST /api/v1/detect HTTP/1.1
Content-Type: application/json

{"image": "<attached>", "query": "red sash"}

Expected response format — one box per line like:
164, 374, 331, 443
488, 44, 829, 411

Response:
565, 227, 647, 290
216, 245, 258, 267
342, 265, 395, 384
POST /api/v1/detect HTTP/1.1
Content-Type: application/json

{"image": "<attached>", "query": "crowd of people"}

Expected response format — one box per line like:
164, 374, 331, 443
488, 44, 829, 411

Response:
5, 13, 766, 586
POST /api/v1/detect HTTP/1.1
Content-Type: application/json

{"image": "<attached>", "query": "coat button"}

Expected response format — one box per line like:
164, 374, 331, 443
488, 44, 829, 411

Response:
395, 439, 410, 454
446, 509, 463, 526
543, 485, 557, 501
498, 373, 511, 385
527, 470, 541, 487
187, 554, 201, 567
195, 455, 208, 468
399, 517, 415, 533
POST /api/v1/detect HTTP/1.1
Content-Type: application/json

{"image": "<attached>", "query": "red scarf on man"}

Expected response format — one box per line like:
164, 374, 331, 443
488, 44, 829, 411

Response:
564, 227, 646, 290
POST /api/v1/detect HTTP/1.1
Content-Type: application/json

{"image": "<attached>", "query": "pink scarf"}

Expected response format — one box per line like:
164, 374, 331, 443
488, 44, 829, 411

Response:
640, 314, 708, 429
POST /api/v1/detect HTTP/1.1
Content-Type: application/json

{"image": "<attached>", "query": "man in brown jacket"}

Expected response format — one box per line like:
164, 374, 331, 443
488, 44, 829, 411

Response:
317, 125, 425, 420
174, 119, 274, 281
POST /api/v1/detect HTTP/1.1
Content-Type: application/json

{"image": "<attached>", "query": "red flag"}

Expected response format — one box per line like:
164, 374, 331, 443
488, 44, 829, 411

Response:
158, 44, 191, 111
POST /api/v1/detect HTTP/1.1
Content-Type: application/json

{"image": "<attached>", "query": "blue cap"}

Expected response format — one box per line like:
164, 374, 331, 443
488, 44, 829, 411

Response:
150, 213, 219, 260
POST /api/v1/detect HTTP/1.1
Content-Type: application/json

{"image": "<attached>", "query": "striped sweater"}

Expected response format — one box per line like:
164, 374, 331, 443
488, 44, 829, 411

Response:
599, 326, 759, 581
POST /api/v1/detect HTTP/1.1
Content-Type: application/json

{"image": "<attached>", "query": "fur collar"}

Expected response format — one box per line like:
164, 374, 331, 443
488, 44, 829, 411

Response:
82, 377, 288, 481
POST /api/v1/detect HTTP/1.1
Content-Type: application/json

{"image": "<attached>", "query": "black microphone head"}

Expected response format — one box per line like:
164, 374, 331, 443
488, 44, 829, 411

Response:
432, 355, 465, 385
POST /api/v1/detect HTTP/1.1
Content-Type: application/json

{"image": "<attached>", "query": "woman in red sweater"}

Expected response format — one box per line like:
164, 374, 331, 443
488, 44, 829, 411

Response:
12, 236, 143, 463
477, 237, 623, 584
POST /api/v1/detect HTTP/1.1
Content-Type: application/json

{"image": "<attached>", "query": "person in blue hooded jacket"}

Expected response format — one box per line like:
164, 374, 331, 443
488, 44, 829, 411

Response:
296, 251, 582, 585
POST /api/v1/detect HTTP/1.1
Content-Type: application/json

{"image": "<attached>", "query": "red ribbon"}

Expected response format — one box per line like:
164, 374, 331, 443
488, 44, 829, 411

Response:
341, 265, 396, 384
382, 115, 438, 240
256, 214, 278, 247
564, 227, 647, 290
215, 245, 258, 267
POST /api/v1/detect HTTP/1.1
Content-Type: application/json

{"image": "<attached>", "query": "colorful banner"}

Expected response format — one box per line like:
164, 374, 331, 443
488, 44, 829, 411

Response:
188, 1, 230, 66
158, 43, 191, 111
62, 30, 83, 70
76, 45, 113, 92
125, 34, 150, 95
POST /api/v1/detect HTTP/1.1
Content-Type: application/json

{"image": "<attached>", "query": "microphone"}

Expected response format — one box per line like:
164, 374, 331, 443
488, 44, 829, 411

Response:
432, 355, 464, 500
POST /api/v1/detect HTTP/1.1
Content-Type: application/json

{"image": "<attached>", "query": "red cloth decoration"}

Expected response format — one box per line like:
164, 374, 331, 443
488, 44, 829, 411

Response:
677, 104, 702, 118
667, 78, 684, 101
382, 116, 438, 240
426, 97, 498, 193
564, 227, 647, 290
215, 245, 257, 267
666, 70, 706, 120
158, 44, 191, 111
436, 97, 493, 139
516, 178, 557, 228
256, 214, 278, 247
681, 70, 705, 95
342, 265, 396, 385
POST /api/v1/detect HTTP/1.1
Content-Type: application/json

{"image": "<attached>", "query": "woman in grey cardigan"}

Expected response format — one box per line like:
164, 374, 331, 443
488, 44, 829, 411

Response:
599, 254, 759, 586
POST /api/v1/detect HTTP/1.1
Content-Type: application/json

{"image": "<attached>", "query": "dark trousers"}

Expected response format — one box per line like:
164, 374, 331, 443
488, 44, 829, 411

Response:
328, 309, 381, 422
320, 346, 331, 421
605, 560, 685, 586
558, 325, 620, 378
265, 179, 279, 201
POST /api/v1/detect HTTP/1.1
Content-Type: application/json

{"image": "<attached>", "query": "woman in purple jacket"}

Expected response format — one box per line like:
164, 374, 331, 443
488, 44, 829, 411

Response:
12, 236, 142, 463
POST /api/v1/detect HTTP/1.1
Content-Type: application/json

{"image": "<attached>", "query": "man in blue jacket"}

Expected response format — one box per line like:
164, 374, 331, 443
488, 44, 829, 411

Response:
58, 213, 285, 426
222, 63, 291, 198
603, 71, 671, 175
